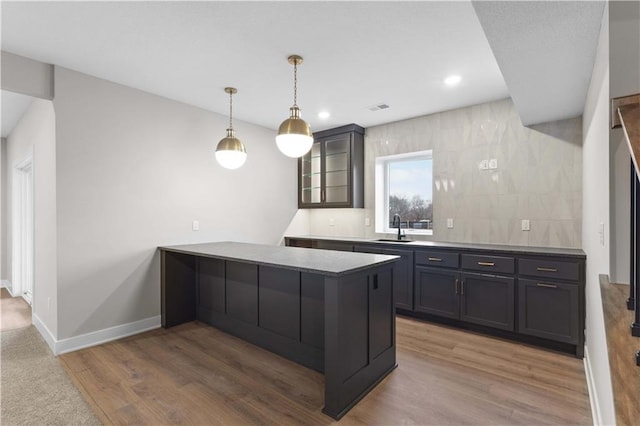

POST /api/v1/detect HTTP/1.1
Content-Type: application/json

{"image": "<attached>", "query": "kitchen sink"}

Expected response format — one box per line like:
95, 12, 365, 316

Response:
375, 239, 413, 243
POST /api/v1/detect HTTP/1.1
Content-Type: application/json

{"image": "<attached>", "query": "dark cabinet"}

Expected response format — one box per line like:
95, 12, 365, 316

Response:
355, 245, 414, 310
415, 268, 514, 331
415, 266, 459, 319
285, 236, 586, 357
298, 124, 364, 208
460, 272, 514, 331
517, 257, 582, 347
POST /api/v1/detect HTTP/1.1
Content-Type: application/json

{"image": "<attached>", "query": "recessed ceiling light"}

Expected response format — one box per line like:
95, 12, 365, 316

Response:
318, 111, 330, 119
444, 75, 462, 86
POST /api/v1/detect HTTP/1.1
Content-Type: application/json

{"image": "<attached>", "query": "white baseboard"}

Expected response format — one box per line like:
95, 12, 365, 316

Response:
584, 344, 602, 426
55, 315, 161, 355
1, 280, 14, 295
32, 313, 57, 354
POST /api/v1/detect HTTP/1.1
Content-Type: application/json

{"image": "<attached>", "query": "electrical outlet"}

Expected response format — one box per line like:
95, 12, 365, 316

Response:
328, 218, 335, 227
447, 218, 454, 229
521, 219, 530, 231
599, 222, 605, 246
192, 220, 200, 231
489, 158, 498, 169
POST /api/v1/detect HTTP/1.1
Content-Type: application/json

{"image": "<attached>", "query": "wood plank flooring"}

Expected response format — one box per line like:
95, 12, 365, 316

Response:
600, 276, 640, 426
0, 287, 32, 332
60, 316, 591, 425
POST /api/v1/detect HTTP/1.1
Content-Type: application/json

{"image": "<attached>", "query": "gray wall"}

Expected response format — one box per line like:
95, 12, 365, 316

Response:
1, 51, 54, 100
309, 98, 583, 249
5, 99, 58, 332
582, 5, 615, 424
53, 67, 298, 340
1, 137, 6, 282
608, 0, 640, 284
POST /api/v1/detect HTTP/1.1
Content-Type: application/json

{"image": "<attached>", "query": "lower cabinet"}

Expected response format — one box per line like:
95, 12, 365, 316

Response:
415, 268, 514, 331
414, 266, 459, 319
460, 272, 514, 331
518, 278, 579, 344
355, 245, 414, 311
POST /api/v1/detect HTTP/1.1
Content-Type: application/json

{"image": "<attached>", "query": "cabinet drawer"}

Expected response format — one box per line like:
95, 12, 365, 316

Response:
415, 250, 459, 268
461, 254, 514, 274
518, 258, 580, 281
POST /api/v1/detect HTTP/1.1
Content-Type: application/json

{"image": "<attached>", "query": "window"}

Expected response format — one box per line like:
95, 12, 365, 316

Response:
375, 151, 433, 235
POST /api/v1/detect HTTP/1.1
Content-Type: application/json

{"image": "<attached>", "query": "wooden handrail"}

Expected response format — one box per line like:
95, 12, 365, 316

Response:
619, 102, 640, 178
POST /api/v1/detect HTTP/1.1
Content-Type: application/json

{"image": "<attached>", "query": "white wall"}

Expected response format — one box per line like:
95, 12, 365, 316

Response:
53, 67, 298, 340
581, 5, 615, 425
5, 99, 58, 337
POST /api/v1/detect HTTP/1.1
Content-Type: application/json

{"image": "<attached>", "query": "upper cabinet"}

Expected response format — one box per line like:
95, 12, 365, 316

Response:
298, 124, 364, 208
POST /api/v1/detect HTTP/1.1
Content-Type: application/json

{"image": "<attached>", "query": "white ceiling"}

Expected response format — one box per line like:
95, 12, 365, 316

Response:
1, 1, 604, 134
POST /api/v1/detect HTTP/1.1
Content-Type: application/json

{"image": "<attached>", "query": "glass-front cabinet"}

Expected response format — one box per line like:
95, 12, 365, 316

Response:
299, 124, 364, 208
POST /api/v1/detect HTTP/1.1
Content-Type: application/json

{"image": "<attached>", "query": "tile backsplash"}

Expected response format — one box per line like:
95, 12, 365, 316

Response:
307, 98, 582, 249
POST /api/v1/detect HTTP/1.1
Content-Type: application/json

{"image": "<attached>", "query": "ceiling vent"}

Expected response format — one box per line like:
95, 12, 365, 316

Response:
367, 103, 390, 111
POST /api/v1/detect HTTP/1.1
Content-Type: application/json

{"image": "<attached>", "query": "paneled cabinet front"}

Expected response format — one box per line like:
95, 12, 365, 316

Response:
355, 245, 414, 310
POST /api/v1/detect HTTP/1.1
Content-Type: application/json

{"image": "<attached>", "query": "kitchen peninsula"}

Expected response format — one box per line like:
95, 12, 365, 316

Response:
159, 241, 399, 419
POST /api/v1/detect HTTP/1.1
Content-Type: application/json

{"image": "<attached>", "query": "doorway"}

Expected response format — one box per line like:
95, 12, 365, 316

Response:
12, 155, 34, 306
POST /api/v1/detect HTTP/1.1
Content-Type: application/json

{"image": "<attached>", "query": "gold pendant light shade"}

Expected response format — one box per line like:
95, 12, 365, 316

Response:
276, 55, 314, 158
215, 87, 247, 169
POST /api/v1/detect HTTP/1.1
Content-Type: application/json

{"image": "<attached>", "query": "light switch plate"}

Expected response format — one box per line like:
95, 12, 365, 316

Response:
479, 160, 489, 170
447, 218, 454, 229
328, 218, 335, 227
521, 219, 530, 231
365, 217, 371, 227
192, 220, 200, 231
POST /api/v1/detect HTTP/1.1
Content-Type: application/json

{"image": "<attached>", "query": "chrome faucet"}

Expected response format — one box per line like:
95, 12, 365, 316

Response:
392, 214, 406, 240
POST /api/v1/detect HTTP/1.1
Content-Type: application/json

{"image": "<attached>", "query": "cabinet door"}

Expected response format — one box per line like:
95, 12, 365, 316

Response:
518, 278, 579, 344
382, 248, 414, 311
323, 133, 352, 206
460, 273, 514, 331
414, 267, 459, 319
299, 142, 322, 206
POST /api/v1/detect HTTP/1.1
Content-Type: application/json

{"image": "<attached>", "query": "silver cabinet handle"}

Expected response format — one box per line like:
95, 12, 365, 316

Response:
478, 261, 495, 267
536, 283, 557, 288
537, 267, 558, 272
428, 257, 442, 262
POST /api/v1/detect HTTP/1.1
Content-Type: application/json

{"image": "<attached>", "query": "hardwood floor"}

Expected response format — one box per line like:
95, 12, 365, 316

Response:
600, 277, 640, 426
60, 316, 591, 425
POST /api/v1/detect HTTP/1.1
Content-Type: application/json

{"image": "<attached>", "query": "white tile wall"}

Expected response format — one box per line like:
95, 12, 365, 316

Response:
308, 98, 582, 248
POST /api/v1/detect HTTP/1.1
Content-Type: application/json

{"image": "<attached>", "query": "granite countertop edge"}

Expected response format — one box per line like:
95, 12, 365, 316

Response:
285, 235, 587, 258
159, 242, 400, 277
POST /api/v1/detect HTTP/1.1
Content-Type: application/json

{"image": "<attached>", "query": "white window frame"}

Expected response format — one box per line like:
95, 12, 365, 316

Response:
375, 150, 433, 236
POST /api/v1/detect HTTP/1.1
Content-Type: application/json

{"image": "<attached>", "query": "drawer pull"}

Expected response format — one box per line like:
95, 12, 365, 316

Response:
428, 257, 442, 262
536, 283, 557, 289
477, 261, 495, 267
536, 267, 558, 272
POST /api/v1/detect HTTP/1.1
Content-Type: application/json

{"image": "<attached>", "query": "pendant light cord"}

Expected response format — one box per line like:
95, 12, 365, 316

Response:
293, 60, 298, 107
229, 89, 233, 129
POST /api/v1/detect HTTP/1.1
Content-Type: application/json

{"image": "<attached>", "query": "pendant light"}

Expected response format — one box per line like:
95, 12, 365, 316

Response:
215, 87, 247, 170
276, 55, 314, 158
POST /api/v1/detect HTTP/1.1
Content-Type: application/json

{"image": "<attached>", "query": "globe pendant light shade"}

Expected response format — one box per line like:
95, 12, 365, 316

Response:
215, 87, 247, 169
276, 55, 313, 158
276, 106, 313, 158
215, 128, 247, 169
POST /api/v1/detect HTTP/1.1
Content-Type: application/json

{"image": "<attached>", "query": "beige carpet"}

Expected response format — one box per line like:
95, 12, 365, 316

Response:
0, 289, 32, 332
1, 326, 101, 425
